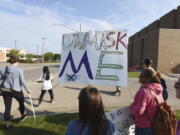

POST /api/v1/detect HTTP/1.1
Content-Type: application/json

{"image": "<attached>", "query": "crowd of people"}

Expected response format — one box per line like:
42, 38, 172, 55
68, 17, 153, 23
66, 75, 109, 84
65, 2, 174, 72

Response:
0, 56, 180, 135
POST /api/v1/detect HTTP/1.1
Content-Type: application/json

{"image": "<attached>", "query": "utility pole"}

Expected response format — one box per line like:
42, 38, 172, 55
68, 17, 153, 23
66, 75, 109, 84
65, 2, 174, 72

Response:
42, 37, 46, 63
14, 40, 17, 49
37, 45, 39, 63
80, 24, 81, 32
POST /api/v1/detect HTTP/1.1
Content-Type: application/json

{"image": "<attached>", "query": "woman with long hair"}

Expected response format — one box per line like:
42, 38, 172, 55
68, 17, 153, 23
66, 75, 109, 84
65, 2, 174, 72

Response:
37, 66, 54, 106
66, 86, 115, 135
131, 69, 164, 135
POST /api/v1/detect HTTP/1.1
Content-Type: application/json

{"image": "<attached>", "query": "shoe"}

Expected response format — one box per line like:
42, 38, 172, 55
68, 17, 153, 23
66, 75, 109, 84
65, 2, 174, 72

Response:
37, 102, 42, 107
117, 91, 121, 96
20, 114, 27, 121
114, 90, 121, 96
50, 99, 56, 103
5, 121, 12, 129
10, 115, 14, 120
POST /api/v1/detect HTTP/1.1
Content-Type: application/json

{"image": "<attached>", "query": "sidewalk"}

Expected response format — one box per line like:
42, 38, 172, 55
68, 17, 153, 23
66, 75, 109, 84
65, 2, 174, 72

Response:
0, 77, 179, 119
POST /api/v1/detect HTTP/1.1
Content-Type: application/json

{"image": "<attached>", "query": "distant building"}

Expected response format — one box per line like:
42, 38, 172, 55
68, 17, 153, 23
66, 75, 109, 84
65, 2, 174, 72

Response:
128, 6, 180, 73
0, 47, 26, 62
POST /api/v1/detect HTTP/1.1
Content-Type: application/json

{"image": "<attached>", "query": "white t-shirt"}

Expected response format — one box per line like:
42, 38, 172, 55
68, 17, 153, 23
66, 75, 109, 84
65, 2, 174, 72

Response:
39, 73, 53, 90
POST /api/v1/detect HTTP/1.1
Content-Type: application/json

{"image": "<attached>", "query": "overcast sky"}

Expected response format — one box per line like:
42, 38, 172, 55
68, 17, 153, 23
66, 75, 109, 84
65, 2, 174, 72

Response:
0, 0, 180, 54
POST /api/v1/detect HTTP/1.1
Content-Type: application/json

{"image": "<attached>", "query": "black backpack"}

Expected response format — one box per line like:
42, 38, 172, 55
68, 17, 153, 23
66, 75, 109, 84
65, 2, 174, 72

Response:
0, 67, 10, 95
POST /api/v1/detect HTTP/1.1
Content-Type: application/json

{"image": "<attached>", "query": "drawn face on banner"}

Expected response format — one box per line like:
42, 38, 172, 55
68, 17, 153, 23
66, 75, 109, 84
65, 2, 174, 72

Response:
105, 106, 135, 135
59, 30, 128, 86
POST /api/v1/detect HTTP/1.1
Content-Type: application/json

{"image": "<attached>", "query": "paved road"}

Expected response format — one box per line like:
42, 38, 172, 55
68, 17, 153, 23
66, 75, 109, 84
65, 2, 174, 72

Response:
0, 64, 179, 119
22, 64, 60, 81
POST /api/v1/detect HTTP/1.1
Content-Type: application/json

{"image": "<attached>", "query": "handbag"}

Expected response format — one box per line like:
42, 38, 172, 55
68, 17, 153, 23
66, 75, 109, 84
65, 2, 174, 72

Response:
0, 66, 11, 95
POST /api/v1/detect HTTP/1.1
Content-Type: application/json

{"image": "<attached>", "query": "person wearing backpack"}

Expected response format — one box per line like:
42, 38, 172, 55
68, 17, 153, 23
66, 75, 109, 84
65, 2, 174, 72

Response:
0, 56, 31, 128
131, 69, 164, 135
144, 59, 168, 101
37, 66, 54, 106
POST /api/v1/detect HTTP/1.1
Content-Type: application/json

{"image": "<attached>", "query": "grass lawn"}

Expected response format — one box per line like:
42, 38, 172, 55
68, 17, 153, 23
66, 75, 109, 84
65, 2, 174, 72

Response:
176, 110, 180, 120
0, 113, 78, 135
128, 71, 140, 78
0, 111, 180, 135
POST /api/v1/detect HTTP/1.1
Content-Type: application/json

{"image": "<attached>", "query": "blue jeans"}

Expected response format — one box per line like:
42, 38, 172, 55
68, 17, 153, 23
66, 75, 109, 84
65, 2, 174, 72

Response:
135, 127, 155, 135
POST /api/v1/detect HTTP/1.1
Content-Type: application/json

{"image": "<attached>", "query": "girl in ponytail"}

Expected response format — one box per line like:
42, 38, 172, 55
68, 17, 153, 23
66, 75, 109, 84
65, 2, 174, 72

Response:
37, 66, 55, 106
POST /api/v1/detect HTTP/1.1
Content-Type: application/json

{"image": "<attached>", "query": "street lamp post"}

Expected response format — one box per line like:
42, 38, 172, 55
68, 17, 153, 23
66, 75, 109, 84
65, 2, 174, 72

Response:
37, 45, 39, 63
80, 24, 81, 32
14, 40, 17, 49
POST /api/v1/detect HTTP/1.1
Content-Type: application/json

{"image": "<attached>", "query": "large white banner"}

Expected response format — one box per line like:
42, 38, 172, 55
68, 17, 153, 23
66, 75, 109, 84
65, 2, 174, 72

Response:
105, 106, 135, 135
59, 30, 128, 86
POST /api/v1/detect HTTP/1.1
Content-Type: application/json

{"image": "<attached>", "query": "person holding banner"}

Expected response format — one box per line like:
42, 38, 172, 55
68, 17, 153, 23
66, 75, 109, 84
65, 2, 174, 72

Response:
0, 56, 31, 128
131, 69, 164, 135
66, 86, 115, 135
37, 66, 54, 106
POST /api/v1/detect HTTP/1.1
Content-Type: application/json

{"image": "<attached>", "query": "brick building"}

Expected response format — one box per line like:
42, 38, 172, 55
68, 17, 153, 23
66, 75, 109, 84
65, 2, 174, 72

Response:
128, 6, 180, 73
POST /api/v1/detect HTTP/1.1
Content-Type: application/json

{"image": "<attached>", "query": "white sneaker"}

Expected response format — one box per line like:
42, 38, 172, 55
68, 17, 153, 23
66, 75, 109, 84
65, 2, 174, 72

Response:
5, 121, 12, 129
20, 114, 27, 121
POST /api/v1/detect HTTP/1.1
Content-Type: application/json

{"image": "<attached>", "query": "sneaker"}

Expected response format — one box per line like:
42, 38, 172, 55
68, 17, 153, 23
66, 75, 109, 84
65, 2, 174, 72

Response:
20, 114, 27, 121
50, 99, 56, 103
10, 115, 14, 120
37, 102, 42, 107
114, 90, 121, 96
5, 121, 12, 129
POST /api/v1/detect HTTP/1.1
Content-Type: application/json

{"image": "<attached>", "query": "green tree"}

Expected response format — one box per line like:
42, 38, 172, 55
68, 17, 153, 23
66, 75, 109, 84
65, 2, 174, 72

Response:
7, 49, 20, 57
53, 53, 61, 61
26, 54, 36, 58
44, 52, 54, 62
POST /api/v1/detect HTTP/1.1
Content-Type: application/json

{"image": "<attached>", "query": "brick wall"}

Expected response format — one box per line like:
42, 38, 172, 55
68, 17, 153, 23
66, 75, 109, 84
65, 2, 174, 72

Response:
176, 6, 180, 28
148, 20, 159, 33
158, 29, 180, 73
128, 6, 180, 73
132, 38, 142, 67
143, 30, 159, 70
159, 10, 176, 28
128, 30, 159, 70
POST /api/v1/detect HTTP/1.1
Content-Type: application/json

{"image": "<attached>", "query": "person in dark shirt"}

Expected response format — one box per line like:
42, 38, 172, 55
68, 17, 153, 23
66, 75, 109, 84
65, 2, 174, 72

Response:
157, 72, 168, 101
174, 77, 180, 99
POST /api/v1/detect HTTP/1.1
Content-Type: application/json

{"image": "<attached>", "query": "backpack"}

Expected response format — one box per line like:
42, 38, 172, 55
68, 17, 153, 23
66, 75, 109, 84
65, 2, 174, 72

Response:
0, 67, 10, 95
153, 100, 177, 135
